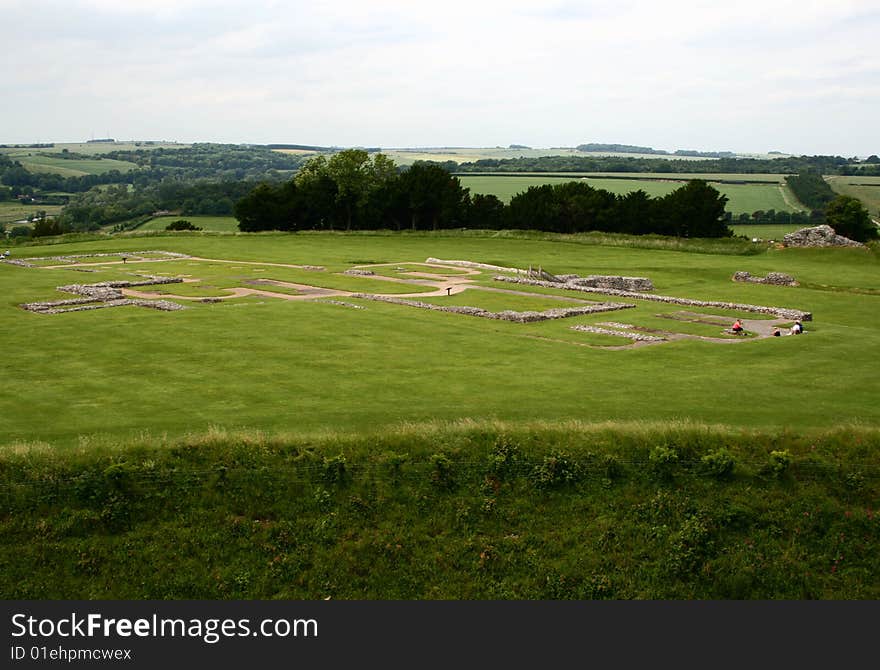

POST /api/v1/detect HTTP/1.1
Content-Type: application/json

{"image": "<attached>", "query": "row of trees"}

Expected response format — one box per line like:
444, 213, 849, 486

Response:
444, 154, 880, 176
784, 171, 838, 210
235, 150, 733, 237
59, 180, 256, 230
0, 144, 307, 197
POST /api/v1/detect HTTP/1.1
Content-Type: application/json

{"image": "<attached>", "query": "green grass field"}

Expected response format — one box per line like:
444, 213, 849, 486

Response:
828, 175, 880, 219
2, 230, 878, 601
0, 201, 64, 225
458, 175, 802, 214
730, 224, 804, 239
1, 232, 878, 448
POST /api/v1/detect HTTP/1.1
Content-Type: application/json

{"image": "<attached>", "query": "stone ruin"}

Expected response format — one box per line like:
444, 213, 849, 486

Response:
20, 277, 186, 315
563, 275, 655, 291
0, 250, 191, 268
343, 269, 376, 276
349, 293, 635, 323
571, 324, 667, 343
494, 275, 812, 321
733, 271, 798, 287
425, 258, 529, 275
782, 225, 863, 248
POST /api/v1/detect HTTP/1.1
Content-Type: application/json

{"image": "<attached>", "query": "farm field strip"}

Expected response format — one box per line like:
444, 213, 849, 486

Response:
457, 175, 802, 213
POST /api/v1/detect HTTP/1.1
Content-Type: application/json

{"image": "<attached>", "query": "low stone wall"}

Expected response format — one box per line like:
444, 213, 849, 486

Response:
782, 225, 863, 248
571, 324, 666, 343
343, 269, 376, 276
350, 293, 635, 322
323, 300, 366, 309
425, 258, 530, 275
493, 275, 812, 321
20, 277, 186, 315
22, 298, 184, 315
567, 275, 655, 291
733, 271, 798, 286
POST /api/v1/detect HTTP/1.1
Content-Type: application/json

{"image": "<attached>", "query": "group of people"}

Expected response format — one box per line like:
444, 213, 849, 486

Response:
732, 318, 804, 337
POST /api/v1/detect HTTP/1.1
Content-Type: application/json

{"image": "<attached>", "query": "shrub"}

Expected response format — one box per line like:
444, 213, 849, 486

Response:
165, 219, 202, 231
665, 514, 714, 575
322, 454, 348, 486
487, 436, 522, 480
649, 445, 679, 481
429, 453, 455, 490
700, 448, 735, 480
530, 451, 578, 489
766, 450, 791, 479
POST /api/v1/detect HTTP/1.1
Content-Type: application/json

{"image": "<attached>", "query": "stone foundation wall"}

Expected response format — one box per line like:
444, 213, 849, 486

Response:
20, 277, 186, 314
571, 324, 666, 342
567, 275, 655, 291
350, 293, 635, 322
1, 250, 190, 268
425, 258, 530, 275
733, 271, 798, 286
22, 298, 184, 315
493, 275, 812, 321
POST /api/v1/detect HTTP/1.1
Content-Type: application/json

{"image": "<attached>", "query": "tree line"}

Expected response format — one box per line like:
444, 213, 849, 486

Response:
0, 144, 307, 198
784, 171, 838, 210
234, 150, 733, 238
439, 154, 880, 176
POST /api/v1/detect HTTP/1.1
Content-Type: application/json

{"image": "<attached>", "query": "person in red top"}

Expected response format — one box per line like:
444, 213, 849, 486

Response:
732, 319, 744, 335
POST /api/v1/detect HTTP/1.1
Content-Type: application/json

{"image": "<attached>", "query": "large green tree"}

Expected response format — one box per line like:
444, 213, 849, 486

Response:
295, 150, 399, 230
396, 163, 470, 230
656, 180, 731, 238
824, 195, 877, 242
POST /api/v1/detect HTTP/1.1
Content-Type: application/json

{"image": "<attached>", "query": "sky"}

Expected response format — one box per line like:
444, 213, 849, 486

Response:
2, 0, 878, 156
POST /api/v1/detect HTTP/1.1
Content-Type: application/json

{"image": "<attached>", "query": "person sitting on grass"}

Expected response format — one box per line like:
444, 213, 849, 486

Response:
791, 320, 803, 335
732, 319, 744, 335
773, 327, 781, 337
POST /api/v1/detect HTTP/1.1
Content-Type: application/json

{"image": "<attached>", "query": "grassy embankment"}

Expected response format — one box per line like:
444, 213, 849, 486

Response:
2, 423, 878, 598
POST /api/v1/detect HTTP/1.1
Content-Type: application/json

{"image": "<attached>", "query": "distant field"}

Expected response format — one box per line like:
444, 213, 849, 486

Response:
827, 175, 880, 219
0, 142, 188, 176
137, 215, 241, 233
273, 148, 321, 156
0, 142, 190, 156
15, 155, 137, 176
458, 172, 790, 183
382, 147, 726, 166
729, 224, 804, 239
0, 201, 63, 225
458, 175, 801, 214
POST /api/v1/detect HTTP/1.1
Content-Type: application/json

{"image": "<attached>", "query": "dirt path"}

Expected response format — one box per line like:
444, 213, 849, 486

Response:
778, 184, 805, 212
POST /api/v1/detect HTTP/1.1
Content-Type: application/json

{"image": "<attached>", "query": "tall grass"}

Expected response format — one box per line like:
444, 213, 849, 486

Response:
2, 422, 877, 599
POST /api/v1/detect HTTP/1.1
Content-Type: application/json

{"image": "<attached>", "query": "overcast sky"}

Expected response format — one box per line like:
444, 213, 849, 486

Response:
3, 0, 878, 155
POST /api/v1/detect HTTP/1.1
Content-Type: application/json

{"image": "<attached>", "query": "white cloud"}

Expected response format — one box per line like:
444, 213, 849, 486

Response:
1, 0, 878, 154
